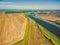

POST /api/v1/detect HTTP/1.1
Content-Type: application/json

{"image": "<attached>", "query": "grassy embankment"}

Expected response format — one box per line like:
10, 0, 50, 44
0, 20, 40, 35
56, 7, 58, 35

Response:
38, 24, 60, 45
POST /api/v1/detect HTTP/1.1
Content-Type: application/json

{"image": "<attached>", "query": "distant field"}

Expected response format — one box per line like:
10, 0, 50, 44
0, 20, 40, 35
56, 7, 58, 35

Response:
46, 19, 60, 25
56, 20, 60, 23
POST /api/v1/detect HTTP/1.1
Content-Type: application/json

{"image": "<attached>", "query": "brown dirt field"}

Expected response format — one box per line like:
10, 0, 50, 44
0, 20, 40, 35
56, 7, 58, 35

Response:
0, 13, 27, 45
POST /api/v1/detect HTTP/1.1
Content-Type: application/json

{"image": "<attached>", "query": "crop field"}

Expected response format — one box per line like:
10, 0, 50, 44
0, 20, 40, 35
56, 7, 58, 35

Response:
0, 10, 60, 45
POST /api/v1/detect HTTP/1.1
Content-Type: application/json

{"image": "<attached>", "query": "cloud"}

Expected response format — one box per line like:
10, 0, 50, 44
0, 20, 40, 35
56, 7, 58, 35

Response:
0, 2, 60, 9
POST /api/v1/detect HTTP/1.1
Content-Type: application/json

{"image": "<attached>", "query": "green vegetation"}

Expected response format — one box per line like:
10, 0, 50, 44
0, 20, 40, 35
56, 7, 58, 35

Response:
5, 10, 33, 14
24, 12, 33, 16
38, 24, 60, 45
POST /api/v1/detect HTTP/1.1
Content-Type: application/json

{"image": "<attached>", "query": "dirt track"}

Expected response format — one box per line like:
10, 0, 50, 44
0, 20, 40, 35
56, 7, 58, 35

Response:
28, 18, 53, 45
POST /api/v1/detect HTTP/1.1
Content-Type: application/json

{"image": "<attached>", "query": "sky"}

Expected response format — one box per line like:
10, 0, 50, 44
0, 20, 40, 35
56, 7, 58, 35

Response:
0, 0, 60, 9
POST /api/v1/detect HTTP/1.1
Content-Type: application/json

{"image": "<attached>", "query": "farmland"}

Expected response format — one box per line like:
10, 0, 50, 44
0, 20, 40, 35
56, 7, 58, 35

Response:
0, 10, 60, 45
